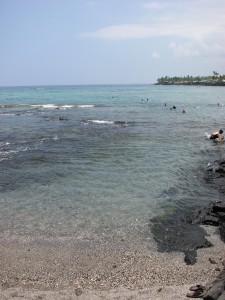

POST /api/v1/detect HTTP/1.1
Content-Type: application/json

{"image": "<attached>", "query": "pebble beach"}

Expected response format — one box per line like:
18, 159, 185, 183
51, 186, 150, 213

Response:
1, 224, 225, 299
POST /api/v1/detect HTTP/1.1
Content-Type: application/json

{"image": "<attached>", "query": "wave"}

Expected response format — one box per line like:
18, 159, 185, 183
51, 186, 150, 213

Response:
61, 105, 75, 109
86, 120, 114, 125
205, 132, 211, 139
31, 104, 60, 109
31, 104, 95, 109
41, 136, 59, 143
0, 142, 11, 147
84, 119, 128, 125
0, 135, 59, 162
77, 104, 95, 108
0, 103, 97, 111
0, 146, 29, 161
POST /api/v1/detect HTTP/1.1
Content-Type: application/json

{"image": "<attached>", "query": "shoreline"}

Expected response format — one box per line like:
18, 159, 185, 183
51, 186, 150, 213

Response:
1, 162, 225, 298
155, 82, 225, 87
0, 224, 225, 299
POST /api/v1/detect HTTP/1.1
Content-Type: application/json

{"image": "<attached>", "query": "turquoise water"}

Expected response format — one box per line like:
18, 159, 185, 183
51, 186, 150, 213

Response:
0, 85, 225, 249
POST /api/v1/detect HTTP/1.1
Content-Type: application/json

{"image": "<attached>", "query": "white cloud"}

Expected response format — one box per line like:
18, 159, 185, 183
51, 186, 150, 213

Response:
169, 41, 200, 57
79, 0, 225, 58
80, 24, 160, 39
80, 21, 217, 40
169, 40, 225, 57
80, 0, 225, 41
152, 51, 160, 59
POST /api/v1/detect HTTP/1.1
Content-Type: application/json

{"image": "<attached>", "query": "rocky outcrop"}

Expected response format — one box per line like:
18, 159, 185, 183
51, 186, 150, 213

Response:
192, 159, 225, 241
188, 200, 225, 242
151, 158, 225, 298
151, 216, 212, 265
185, 160, 225, 299
186, 268, 225, 299
153, 159, 225, 263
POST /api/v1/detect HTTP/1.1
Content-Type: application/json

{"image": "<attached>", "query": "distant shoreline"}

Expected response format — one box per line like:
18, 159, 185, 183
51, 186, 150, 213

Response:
154, 82, 225, 86
155, 73, 225, 86
155, 81, 225, 87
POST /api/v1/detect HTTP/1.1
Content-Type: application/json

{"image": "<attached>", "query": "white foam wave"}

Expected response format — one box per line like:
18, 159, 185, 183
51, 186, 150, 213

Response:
1, 150, 19, 154
61, 105, 75, 109
77, 105, 95, 108
31, 105, 44, 108
31, 104, 76, 110
87, 120, 114, 125
205, 132, 211, 139
0, 158, 8, 161
31, 104, 59, 109
30, 104, 95, 110
0, 146, 29, 159
42, 104, 60, 109
0, 142, 10, 147
41, 136, 59, 143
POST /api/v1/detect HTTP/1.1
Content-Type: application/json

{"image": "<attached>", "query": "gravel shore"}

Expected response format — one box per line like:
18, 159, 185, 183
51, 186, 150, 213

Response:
1, 225, 225, 300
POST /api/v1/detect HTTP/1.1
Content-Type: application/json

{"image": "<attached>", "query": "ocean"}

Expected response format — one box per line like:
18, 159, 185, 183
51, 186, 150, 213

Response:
0, 84, 224, 251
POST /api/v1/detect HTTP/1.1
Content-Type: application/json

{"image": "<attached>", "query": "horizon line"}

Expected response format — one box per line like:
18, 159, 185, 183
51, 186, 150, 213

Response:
0, 82, 155, 88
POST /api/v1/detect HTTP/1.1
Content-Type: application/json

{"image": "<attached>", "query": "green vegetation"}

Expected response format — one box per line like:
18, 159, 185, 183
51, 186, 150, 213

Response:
156, 71, 225, 86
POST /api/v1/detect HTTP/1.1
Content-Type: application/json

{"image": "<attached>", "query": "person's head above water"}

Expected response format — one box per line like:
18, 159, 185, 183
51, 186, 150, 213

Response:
219, 129, 223, 134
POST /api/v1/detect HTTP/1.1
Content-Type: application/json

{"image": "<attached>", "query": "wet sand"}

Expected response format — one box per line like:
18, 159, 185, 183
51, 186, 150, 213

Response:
1, 225, 225, 299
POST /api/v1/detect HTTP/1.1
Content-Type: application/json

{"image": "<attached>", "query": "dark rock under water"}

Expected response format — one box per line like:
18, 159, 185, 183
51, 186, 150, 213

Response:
151, 159, 225, 265
151, 212, 212, 265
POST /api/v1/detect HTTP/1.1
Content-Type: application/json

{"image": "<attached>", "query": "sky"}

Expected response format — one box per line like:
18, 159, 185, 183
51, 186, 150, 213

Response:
0, 0, 224, 86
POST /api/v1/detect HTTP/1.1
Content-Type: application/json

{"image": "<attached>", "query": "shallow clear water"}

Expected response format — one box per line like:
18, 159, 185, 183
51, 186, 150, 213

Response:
0, 85, 225, 248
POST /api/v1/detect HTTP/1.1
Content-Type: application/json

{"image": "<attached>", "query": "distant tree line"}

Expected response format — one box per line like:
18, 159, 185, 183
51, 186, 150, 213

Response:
156, 71, 225, 86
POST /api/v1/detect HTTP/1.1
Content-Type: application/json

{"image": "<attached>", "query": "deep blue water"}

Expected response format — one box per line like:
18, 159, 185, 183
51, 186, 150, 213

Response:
0, 84, 225, 249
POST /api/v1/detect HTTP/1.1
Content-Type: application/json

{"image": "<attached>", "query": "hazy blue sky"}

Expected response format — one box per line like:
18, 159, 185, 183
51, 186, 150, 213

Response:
0, 0, 224, 86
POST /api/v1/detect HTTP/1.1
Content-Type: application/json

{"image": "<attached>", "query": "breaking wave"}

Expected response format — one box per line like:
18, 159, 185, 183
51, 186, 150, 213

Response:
84, 119, 128, 125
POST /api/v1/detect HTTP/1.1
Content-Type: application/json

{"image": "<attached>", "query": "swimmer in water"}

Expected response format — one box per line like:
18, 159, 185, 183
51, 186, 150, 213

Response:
210, 129, 224, 142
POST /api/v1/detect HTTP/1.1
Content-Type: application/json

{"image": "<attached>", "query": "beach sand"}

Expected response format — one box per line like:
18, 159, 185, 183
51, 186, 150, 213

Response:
0, 225, 225, 300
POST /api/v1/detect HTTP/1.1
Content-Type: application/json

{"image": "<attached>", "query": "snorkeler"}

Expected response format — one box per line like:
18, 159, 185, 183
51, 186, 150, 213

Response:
210, 129, 224, 142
